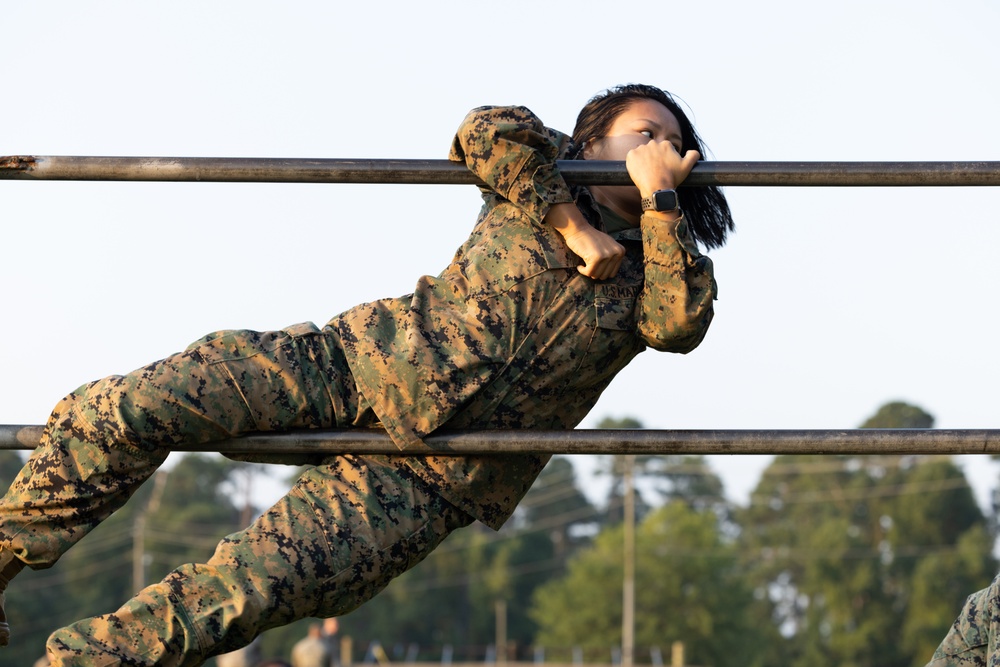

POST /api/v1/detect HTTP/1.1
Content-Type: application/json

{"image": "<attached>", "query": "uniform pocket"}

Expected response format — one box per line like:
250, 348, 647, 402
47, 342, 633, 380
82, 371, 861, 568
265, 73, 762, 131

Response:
594, 283, 640, 331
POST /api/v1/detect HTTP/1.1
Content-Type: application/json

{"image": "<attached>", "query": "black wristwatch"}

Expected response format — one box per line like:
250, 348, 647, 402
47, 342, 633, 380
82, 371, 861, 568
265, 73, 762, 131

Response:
641, 189, 679, 213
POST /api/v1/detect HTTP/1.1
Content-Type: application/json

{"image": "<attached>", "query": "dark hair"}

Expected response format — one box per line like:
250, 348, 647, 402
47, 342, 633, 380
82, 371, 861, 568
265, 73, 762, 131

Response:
572, 84, 734, 249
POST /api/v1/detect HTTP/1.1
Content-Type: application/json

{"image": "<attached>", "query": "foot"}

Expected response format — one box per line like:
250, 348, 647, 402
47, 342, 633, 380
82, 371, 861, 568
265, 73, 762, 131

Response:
0, 549, 26, 647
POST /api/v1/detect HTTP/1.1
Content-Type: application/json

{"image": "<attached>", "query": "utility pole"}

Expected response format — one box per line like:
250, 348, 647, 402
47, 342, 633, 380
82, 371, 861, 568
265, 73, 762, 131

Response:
622, 455, 636, 667
496, 599, 508, 666
132, 470, 169, 593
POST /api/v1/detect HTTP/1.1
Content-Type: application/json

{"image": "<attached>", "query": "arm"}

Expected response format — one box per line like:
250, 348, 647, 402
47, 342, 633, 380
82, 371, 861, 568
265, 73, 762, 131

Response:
449, 106, 624, 279
637, 214, 717, 353
449, 106, 575, 225
622, 139, 716, 351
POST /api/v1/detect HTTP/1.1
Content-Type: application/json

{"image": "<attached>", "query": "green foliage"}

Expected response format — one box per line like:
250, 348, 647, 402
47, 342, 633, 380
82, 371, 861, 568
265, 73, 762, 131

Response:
902, 524, 996, 666
530, 501, 775, 667
859, 401, 934, 429
738, 449, 993, 667
337, 456, 598, 660
595, 416, 727, 520
2, 400, 996, 667
0, 449, 26, 487
1, 453, 254, 666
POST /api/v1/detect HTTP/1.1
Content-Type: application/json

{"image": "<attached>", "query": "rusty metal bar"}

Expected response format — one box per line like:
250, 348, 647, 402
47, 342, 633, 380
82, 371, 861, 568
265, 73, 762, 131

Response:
2, 424, 1000, 455
3, 156, 1000, 186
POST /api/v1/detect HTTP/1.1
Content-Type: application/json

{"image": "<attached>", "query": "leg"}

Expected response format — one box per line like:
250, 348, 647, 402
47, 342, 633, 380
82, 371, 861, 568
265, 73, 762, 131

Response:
926, 575, 1000, 667
0, 323, 364, 645
46, 455, 473, 666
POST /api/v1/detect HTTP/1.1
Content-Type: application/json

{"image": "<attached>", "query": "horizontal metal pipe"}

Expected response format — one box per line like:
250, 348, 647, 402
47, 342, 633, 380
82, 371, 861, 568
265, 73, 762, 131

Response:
3, 156, 1000, 186
2, 424, 999, 456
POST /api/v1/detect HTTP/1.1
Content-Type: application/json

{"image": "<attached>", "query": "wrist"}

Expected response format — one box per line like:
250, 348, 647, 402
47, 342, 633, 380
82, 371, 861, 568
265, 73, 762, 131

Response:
640, 189, 680, 215
546, 202, 590, 237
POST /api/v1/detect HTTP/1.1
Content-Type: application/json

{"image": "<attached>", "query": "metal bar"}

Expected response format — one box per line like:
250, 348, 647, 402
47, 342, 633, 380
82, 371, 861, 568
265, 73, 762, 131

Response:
3, 156, 1000, 186
2, 424, 1000, 455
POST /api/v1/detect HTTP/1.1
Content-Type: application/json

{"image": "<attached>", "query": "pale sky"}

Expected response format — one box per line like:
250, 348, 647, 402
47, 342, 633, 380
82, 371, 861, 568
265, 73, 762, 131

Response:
3, 1, 1000, 511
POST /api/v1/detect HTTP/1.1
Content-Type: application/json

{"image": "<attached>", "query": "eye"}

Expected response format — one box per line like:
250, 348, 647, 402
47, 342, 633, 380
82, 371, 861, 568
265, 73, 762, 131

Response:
639, 130, 654, 138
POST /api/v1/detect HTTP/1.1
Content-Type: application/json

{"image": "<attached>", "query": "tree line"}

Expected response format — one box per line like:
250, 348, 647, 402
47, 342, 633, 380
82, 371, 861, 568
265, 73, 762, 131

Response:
1, 401, 994, 667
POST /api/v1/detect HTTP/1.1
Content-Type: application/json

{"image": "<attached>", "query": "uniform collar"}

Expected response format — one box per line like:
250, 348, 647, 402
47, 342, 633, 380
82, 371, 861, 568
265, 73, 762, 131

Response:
599, 205, 642, 241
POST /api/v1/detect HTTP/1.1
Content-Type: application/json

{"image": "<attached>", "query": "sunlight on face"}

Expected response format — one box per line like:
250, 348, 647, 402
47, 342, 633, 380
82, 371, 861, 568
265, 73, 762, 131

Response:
582, 99, 684, 223
582, 99, 683, 161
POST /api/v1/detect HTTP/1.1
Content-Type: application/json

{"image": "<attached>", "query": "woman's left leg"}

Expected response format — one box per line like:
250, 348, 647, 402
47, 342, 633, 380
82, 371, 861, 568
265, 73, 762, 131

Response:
45, 454, 474, 667
1, 322, 367, 649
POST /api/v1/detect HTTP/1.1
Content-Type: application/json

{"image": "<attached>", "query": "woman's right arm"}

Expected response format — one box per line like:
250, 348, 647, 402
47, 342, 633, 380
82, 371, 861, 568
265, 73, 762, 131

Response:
449, 106, 624, 279
449, 106, 575, 224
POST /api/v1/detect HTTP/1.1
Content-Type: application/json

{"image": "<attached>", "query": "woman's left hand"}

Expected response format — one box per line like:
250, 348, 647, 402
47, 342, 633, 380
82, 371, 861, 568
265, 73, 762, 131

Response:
625, 141, 701, 197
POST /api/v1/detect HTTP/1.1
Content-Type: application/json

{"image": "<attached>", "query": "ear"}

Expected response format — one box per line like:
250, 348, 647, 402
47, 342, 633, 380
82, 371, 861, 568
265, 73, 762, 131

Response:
582, 138, 599, 160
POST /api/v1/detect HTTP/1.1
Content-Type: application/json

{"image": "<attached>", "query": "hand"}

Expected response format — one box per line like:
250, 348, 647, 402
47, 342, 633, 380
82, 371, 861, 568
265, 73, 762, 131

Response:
561, 224, 626, 280
625, 141, 701, 197
546, 203, 625, 280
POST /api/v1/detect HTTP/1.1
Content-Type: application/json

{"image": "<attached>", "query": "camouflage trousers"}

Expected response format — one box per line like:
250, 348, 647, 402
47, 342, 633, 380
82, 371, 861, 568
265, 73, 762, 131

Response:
926, 575, 1000, 667
0, 323, 473, 666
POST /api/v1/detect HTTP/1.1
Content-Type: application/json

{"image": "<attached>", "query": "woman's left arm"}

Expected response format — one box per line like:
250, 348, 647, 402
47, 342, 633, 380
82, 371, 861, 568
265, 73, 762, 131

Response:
623, 140, 717, 352
636, 214, 717, 353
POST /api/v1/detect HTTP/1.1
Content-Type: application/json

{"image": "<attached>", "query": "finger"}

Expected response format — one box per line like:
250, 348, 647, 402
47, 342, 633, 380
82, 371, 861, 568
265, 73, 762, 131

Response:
603, 251, 625, 280
605, 255, 623, 280
588, 258, 608, 281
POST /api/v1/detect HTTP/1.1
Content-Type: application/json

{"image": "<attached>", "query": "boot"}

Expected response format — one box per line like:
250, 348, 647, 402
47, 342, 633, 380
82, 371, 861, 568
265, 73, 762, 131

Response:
0, 548, 26, 647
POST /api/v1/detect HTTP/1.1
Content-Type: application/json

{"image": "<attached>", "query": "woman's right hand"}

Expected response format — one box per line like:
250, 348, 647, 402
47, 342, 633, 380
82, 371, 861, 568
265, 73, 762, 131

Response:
546, 203, 625, 280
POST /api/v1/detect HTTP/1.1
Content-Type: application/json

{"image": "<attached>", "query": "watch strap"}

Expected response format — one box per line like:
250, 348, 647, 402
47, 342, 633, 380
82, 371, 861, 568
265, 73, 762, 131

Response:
641, 189, 679, 212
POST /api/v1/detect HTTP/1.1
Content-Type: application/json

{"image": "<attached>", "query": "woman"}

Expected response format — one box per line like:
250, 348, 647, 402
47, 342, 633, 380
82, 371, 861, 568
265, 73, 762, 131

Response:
0, 83, 733, 665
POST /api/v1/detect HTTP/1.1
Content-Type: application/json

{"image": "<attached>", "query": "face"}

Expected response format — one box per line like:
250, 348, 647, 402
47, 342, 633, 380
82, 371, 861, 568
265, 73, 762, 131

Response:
582, 98, 683, 162
582, 98, 684, 222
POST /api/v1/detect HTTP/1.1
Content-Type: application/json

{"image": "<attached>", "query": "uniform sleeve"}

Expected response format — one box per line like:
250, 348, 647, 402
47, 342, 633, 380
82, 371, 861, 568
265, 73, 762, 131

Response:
637, 213, 718, 353
448, 106, 576, 225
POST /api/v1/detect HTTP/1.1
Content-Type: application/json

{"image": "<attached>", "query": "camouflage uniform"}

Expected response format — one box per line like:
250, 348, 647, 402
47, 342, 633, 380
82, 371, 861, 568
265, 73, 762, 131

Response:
0, 106, 717, 665
927, 576, 1000, 667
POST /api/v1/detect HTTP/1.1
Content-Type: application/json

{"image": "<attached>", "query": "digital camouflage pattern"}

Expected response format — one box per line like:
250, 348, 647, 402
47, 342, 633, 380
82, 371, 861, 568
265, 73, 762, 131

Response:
926, 576, 1000, 667
0, 105, 717, 663
0, 323, 374, 568
339, 105, 717, 528
46, 455, 471, 666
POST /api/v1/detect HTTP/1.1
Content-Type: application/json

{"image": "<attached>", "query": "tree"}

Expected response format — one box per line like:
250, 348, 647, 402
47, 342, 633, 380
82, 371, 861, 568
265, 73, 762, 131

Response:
1, 452, 258, 666
859, 402, 934, 429
516, 456, 598, 557
530, 500, 773, 667
902, 524, 996, 666
595, 416, 726, 520
0, 450, 25, 488
336, 457, 598, 661
738, 401, 994, 667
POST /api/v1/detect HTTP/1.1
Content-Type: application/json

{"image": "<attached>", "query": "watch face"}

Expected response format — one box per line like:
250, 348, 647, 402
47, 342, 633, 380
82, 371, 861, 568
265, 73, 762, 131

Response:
654, 190, 678, 211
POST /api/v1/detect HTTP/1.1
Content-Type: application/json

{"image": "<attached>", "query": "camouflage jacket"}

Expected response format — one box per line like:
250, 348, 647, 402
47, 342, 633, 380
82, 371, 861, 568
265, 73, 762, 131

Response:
332, 106, 717, 529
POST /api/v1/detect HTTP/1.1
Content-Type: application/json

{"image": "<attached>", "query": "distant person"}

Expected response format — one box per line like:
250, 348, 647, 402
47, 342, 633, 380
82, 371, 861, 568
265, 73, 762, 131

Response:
322, 617, 341, 667
292, 623, 332, 667
0, 83, 733, 664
